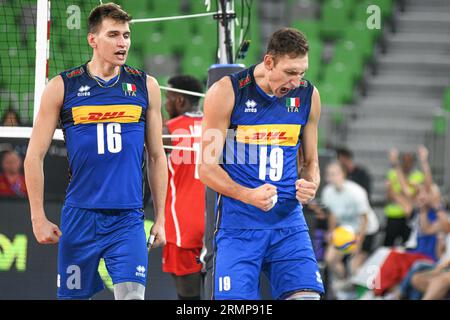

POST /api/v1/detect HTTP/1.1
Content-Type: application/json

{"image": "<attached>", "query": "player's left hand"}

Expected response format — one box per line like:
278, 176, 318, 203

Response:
295, 179, 318, 204
148, 220, 166, 250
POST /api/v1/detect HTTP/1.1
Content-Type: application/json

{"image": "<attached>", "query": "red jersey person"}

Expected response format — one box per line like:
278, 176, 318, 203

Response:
0, 150, 27, 198
162, 75, 205, 300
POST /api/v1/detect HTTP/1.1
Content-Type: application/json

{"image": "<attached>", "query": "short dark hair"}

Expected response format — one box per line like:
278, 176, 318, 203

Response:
336, 147, 353, 159
88, 2, 131, 34
1, 108, 21, 126
168, 75, 204, 107
266, 28, 309, 61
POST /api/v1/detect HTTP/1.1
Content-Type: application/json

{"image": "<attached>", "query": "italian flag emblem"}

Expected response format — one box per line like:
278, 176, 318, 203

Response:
286, 97, 300, 107
122, 83, 136, 93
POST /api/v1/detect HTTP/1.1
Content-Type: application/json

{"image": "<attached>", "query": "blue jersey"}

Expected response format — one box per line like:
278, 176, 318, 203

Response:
219, 65, 314, 229
59, 63, 148, 209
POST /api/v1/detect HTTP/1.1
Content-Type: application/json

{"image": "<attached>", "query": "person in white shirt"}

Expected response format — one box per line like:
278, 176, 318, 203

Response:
322, 162, 379, 279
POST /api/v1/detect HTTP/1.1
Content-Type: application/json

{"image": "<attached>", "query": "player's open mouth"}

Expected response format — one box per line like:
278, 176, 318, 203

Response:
279, 87, 290, 95
115, 50, 126, 59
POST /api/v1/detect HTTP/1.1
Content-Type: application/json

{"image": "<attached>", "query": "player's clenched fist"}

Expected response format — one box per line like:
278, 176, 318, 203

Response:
32, 216, 62, 244
245, 183, 278, 212
295, 179, 318, 204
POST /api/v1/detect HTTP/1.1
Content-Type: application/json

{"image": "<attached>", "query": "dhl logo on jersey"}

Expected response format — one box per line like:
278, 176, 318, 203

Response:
235, 124, 301, 146
72, 105, 142, 124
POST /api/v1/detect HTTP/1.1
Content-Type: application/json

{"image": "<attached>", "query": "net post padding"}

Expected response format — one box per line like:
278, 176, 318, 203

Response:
207, 64, 245, 89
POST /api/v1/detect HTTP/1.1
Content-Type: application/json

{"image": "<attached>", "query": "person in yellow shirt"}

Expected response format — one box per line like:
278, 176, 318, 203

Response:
384, 148, 424, 246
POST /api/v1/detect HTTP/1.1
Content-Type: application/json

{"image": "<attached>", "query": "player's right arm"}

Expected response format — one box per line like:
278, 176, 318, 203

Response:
24, 76, 64, 244
198, 77, 276, 212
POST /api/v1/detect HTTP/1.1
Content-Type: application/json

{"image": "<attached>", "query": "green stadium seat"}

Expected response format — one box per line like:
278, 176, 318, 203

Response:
433, 115, 448, 135
320, 82, 345, 106
189, 33, 216, 53
131, 21, 164, 51
344, 21, 376, 60
163, 19, 195, 52
149, 0, 182, 16
333, 40, 365, 81
141, 30, 173, 56
181, 49, 214, 82
120, 0, 149, 17
291, 19, 321, 41
305, 39, 323, 85
319, 82, 345, 124
443, 87, 450, 112
322, 62, 355, 103
192, 14, 217, 43
320, 0, 353, 40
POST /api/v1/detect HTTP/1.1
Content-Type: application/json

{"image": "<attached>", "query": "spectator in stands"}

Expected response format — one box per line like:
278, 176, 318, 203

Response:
399, 193, 450, 299
373, 185, 443, 297
418, 261, 450, 300
0, 150, 27, 198
336, 147, 372, 201
383, 149, 424, 246
1, 108, 21, 126
322, 162, 379, 283
382, 196, 450, 299
374, 146, 447, 298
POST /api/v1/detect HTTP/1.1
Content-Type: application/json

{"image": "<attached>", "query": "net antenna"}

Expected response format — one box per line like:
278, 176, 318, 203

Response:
34, 0, 50, 124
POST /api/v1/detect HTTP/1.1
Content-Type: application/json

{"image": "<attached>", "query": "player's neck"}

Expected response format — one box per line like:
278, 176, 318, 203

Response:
253, 63, 274, 96
87, 59, 120, 81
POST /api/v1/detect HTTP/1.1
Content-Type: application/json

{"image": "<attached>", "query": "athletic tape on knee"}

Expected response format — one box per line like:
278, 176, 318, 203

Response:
113, 282, 145, 300
286, 291, 321, 300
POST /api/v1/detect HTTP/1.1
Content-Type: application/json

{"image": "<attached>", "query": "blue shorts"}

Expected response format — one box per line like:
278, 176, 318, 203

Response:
57, 205, 148, 299
212, 226, 324, 300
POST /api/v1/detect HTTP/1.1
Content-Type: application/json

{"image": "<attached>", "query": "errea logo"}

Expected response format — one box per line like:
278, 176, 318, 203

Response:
77, 85, 90, 96
135, 265, 146, 278
316, 271, 323, 284
244, 99, 257, 113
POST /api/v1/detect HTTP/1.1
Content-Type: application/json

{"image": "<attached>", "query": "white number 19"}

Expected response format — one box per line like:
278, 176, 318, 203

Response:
259, 146, 283, 181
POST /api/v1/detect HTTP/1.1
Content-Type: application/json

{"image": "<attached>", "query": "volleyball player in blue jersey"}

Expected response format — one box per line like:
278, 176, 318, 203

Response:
25, 3, 167, 299
199, 28, 324, 300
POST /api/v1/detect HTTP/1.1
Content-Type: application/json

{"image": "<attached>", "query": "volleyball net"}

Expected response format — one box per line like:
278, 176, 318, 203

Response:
0, 0, 257, 140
